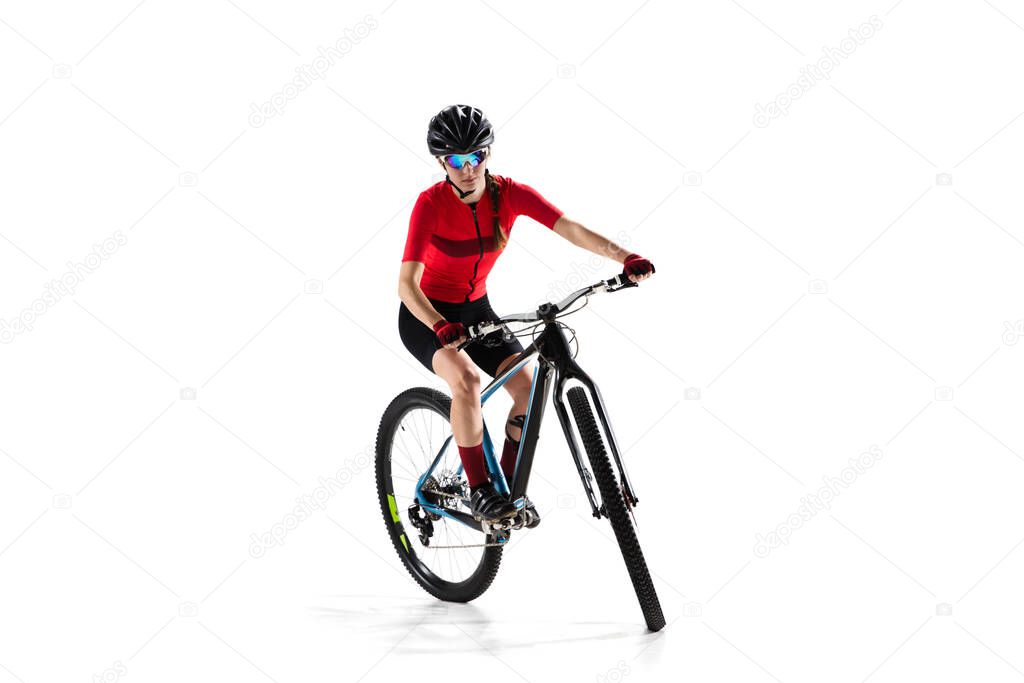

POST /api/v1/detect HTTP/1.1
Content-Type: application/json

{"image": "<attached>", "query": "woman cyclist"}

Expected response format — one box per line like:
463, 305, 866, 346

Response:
397, 104, 656, 525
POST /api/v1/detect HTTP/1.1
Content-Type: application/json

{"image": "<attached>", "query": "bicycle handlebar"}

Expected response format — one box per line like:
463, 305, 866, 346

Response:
454, 269, 639, 352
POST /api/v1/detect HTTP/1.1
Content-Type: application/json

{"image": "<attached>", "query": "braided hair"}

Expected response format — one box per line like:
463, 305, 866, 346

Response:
485, 168, 508, 251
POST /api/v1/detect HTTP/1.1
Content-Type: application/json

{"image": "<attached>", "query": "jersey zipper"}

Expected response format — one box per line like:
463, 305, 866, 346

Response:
465, 203, 484, 303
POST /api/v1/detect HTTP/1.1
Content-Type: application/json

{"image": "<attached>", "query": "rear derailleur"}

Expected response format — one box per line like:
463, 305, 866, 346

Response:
408, 475, 461, 546
407, 502, 436, 546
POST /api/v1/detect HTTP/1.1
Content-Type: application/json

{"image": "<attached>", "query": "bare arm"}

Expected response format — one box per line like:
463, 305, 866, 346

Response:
399, 263, 468, 349
398, 261, 446, 328
551, 215, 632, 263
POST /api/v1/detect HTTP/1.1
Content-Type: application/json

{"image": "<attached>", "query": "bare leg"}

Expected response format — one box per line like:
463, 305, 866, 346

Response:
432, 348, 482, 447
495, 353, 533, 439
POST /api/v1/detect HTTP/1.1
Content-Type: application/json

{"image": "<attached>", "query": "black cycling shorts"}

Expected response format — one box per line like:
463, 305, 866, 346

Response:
398, 293, 525, 378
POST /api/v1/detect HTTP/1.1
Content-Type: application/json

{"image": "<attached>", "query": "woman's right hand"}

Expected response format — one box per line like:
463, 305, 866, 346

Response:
433, 319, 467, 349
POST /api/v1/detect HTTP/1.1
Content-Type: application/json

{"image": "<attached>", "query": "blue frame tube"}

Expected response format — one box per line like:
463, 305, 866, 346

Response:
412, 348, 540, 531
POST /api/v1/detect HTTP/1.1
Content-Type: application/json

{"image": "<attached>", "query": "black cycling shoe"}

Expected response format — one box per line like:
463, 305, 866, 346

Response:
469, 485, 518, 522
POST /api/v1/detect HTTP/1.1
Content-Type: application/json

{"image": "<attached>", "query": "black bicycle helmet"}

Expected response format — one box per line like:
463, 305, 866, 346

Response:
427, 104, 494, 156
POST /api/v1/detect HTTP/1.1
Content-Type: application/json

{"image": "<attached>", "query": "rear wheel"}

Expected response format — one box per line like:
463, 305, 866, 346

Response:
567, 386, 666, 631
375, 387, 503, 602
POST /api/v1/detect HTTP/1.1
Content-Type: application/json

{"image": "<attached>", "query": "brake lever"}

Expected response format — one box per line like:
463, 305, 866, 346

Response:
608, 271, 640, 291
458, 321, 511, 352
454, 322, 489, 352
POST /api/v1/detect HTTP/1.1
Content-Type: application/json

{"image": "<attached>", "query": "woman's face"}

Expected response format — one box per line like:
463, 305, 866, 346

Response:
438, 147, 489, 193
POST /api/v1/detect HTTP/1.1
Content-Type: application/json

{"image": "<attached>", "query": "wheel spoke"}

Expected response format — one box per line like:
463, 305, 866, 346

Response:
379, 395, 499, 592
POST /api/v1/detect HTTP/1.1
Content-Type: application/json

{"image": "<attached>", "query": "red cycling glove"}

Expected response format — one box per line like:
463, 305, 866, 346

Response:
624, 253, 656, 278
433, 319, 466, 347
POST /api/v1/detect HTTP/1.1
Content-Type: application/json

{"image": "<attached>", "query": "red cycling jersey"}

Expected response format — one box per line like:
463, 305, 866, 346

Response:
401, 174, 563, 303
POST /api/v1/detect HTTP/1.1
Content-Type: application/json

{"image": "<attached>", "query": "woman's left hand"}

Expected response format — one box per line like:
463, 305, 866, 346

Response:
623, 253, 655, 282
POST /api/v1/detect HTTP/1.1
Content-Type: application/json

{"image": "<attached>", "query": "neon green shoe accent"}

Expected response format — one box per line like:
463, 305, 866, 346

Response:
399, 533, 409, 552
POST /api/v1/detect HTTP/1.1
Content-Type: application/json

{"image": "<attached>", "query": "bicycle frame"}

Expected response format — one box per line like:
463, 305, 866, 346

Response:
414, 303, 640, 533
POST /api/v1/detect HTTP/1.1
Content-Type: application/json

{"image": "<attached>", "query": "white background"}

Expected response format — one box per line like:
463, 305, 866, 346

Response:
2, 1, 1023, 681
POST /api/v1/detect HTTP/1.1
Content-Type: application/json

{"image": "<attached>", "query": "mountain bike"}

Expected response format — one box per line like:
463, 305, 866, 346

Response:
375, 270, 665, 631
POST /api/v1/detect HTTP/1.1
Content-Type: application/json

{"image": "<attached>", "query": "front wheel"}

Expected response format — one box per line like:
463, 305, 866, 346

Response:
567, 386, 666, 631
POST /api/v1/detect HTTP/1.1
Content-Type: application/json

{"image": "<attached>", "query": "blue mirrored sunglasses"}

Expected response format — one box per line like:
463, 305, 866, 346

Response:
443, 148, 488, 170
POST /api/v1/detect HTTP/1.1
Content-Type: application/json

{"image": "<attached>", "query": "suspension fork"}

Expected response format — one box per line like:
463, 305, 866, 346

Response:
519, 319, 638, 518
551, 372, 601, 517
569, 362, 638, 507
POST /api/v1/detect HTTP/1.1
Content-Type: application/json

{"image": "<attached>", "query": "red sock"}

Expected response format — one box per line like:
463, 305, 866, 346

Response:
500, 437, 520, 483
457, 442, 489, 488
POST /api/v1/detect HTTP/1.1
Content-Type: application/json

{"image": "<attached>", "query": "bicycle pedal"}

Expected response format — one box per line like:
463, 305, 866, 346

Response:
483, 516, 516, 533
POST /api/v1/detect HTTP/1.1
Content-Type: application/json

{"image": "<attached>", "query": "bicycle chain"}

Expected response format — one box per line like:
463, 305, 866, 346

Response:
424, 489, 469, 504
